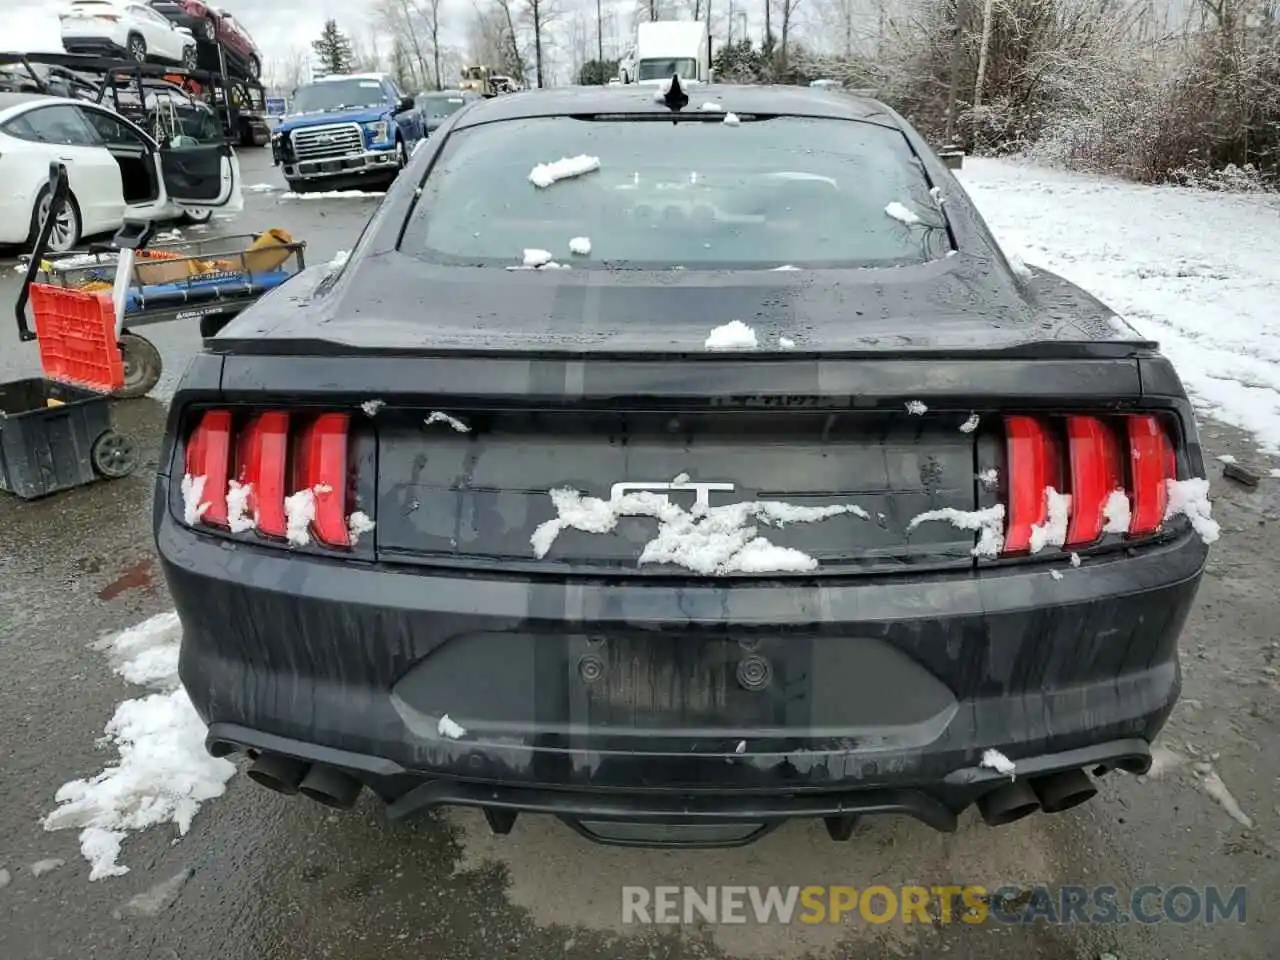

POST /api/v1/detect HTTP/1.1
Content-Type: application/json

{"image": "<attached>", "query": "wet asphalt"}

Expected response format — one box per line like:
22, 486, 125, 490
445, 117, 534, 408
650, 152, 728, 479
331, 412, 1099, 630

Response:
1, 149, 1278, 960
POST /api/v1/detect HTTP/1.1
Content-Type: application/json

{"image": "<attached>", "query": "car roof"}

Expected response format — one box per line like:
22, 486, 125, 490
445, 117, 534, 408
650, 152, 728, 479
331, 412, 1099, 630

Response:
315, 73, 387, 83
450, 83, 896, 130
0, 91, 54, 110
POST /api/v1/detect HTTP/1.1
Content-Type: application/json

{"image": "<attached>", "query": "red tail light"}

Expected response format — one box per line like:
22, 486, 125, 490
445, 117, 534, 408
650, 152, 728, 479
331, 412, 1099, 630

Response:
1003, 415, 1061, 553
998, 412, 1178, 557
184, 410, 231, 526
183, 408, 361, 548
1127, 415, 1175, 536
235, 411, 289, 537
1064, 415, 1123, 546
294, 413, 351, 546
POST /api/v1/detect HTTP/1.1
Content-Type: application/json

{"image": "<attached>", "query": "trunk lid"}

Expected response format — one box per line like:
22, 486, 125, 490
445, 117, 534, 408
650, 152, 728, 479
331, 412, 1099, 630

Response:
374, 408, 980, 576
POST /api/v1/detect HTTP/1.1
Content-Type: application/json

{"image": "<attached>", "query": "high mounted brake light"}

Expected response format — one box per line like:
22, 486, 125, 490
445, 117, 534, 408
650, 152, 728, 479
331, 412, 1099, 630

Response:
183, 409, 360, 548
998, 412, 1179, 556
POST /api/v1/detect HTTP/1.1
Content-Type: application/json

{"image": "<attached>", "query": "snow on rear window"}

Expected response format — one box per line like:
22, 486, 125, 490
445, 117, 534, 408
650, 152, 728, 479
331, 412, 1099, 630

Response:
400, 116, 950, 269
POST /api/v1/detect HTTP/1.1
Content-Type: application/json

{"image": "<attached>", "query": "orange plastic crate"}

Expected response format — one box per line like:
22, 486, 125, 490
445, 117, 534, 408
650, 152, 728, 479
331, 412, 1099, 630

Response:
28, 283, 124, 393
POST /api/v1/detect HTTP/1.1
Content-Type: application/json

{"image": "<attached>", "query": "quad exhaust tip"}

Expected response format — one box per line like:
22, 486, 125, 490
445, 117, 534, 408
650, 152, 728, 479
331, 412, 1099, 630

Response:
1031, 768, 1098, 813
977, 768, 1099, 826
246, 753, 309, 795
246, 752, 364, 809
298, 764, 364, 809
977, 778, 1041, 826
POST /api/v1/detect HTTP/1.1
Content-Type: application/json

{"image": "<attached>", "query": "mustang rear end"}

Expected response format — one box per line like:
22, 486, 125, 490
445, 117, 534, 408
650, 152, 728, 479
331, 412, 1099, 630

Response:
156, 348, 1210, 847
154, 84, 1215, 847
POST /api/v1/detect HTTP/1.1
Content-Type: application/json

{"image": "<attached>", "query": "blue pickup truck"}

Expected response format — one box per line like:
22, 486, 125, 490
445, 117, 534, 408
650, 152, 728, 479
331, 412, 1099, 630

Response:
270, 73, 424, 193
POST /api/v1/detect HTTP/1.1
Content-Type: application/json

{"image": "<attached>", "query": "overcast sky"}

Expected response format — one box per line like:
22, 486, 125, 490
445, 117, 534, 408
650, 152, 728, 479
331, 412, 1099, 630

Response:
11, 0, 782, 70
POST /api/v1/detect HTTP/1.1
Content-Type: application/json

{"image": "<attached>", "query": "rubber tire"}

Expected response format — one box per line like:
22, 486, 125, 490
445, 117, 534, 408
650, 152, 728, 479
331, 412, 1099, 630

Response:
90, 431, 138, 479
180, 207, 213, 225
27, 187, 81, 253
181, 45, 197, 70
114, 332, 163, 399
202, 16, 218, 41
247, 55, 261, 80
381, 138, 407, 189
127, 34, 147, 63
285, 179, 316, 195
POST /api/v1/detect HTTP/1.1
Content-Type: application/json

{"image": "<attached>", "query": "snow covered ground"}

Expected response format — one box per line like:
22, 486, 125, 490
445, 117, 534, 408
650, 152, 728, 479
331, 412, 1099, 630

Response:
959, 158, 1280, 454
41, 613, 235, 881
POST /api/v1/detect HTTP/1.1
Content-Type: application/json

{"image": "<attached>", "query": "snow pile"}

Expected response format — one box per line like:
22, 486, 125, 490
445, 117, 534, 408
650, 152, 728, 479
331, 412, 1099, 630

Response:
772, 264, 800, 271
778, 336, 796, 349
180, 474, 208, 525
425, 411, 470, 433
722, 112, 741, 126
281, 190, 384, 199
907, 504, 1006, 558
700, 101, 723, 112
960, 413, 980, 433
905, 400, 928, 415
284, 485, 326, 546
981, 749, 1016, 778
977, 468, 999, 489
329, 249, 349, 269
438, 715, 466, 739
360, 399, 385, 417
1165, 478, 1221, 544
884, 201, 920, 225
1028, 488, 1071, 553
1102, 490, 1131, 533
705, 320, 758, 350
959, 158, 1280, 453
41, 612, 236, 880
348, 511, 376, 545
530, 485, 868, 575
1005, 250, 1034, 280
1216, 454, 1237, 463
226, 480, 254, 534
1069, 552, 1082, 567
528, 155, 600, 188
242, 183, 278, 194
568, 236, 592, 256
523, 248, 553, 267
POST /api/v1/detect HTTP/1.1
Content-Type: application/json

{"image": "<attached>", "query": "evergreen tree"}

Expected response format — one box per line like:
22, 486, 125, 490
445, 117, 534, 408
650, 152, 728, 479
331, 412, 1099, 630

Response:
312, 20, 354, 76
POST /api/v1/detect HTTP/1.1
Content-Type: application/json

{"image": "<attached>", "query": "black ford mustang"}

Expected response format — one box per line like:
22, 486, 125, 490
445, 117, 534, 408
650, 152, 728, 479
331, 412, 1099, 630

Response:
154, 80, 1212, 848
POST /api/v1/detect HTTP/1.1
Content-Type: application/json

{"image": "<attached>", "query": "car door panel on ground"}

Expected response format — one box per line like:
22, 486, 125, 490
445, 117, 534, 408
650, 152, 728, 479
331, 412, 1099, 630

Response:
5, 105, 124, 234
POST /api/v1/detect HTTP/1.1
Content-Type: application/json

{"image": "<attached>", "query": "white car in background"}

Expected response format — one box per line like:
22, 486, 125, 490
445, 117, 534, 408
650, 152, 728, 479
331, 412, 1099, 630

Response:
61, 0, 199, 69
0, 93, 243, 252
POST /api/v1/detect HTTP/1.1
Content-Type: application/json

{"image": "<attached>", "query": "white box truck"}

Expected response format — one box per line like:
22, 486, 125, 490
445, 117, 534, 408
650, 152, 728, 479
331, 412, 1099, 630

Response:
626, 21, 710, 85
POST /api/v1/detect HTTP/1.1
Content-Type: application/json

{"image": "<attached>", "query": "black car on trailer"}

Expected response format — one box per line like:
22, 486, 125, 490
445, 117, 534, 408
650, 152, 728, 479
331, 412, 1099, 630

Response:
154, 80, 1215, 848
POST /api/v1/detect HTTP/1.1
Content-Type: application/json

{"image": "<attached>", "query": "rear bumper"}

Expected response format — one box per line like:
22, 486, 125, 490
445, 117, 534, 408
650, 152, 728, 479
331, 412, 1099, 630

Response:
61, 35, 128, 56
158, 485, 1205, 837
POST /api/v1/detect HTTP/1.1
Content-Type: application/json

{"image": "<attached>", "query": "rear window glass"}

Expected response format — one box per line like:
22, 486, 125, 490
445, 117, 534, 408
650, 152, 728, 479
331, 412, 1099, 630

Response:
399, 115, 949, 270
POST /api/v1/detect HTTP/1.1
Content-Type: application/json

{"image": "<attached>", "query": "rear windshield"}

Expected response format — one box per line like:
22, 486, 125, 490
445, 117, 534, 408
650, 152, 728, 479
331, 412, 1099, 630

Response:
421, 94, 468, 117
637, 58, 698, 81
400, 116, 949, 270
